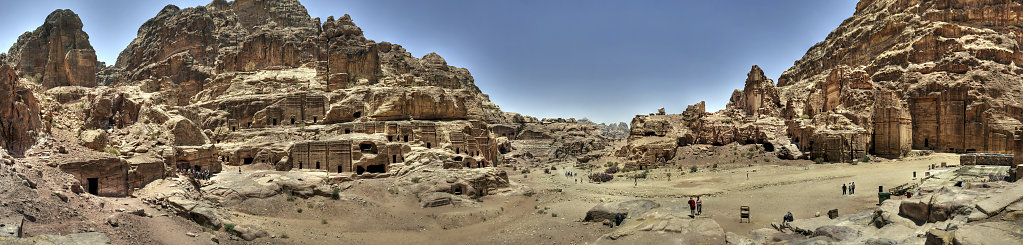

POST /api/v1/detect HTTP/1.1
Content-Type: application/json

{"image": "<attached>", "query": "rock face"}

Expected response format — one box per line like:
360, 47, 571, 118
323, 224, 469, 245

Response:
727, 65, 781, 117
5, 9, 97, 88
777, 0, 1023, 154
0, 65, 43, 156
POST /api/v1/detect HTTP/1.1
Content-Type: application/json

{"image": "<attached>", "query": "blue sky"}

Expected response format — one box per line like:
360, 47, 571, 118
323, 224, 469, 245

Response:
0, 0, 858, 124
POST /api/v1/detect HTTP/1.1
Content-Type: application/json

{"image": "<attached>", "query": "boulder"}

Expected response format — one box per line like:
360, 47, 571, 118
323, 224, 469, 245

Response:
166, 117, 209, 146
80, 129, 108, 151
899, 195, 931, 224
233, 225, 268, 241
953, 222, 1023, 245
420, 192, 454, 208
584, 200, 660, 224
812, 225, 861, 241
925, 228, 954, 245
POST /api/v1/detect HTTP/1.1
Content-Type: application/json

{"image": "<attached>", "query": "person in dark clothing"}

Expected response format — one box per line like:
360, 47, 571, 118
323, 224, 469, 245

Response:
850, 182, 856, 195
842, 184, 847, 195
614, 213, 626, 226
783, 211, 794, 225
687, 197, 696, 217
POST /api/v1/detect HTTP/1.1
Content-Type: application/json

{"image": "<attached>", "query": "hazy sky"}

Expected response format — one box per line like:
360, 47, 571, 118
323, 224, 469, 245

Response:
0, 0, 858, 124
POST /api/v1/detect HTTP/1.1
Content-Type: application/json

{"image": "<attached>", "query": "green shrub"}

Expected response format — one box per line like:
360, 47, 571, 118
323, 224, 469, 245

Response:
800, 114, 810, 119
224, 223, 237, 236
690, 166, 698, 173
297, 208, 303, 213
551, 213, 558, 217
861, 156, 870, 162
287, 193, 296, 202
814, 157, 826, 164
280, 233, 289, 239
321, 219, 328, 224
331, 188, 340, 200
411, 177, 421, 183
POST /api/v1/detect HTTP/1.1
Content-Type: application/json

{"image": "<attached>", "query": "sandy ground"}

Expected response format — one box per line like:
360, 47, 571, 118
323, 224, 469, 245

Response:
209, 152, 957, 244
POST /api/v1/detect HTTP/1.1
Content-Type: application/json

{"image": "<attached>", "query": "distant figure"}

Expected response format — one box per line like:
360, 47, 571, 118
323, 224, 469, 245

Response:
688, 197, 697, 217
850, 182, 856, 195
783, 211, 794, 225
614, 213, 626, 226
842, 184, 847, 195
239, 167, 242, 173
696, 196, 703, 215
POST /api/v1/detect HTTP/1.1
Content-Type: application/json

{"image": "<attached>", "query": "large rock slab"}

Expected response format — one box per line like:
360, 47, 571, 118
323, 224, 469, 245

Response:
976, 182, 1023, 216
953, 221, 1023, 245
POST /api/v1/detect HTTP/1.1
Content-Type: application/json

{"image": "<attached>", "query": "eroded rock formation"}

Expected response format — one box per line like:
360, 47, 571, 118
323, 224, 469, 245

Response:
5, 9, 97, 88
0, 65, 43, 156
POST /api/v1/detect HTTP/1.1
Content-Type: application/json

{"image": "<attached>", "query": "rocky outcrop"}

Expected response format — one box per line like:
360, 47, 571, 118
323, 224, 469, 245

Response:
0, 65, 43, 156
727, 65, 781, 117
777, 0, 1023, 154
5, 9, 97, 88
79, 129, 108, 151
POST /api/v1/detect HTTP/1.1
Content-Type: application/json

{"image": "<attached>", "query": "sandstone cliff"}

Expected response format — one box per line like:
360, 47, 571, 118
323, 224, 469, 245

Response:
5, 9, 98, 88
778, 0, 1023, 154
0, 64, 43, 156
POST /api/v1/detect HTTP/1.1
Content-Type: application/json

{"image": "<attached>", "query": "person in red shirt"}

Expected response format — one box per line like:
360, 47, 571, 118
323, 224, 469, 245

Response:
688, 197, 696, 217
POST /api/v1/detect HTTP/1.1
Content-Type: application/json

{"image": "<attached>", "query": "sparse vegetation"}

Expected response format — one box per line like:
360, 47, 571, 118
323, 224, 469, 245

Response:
331, 188, 340, 200
861, 156, 870, 162
411, 177, 421, 183
800, 114, 810, 119
224, 223, 238, 236
287, 193, 296, 202
104, 146, 120, 155
690, 166, 698, 173
815, 157, 826, 164
297, 208, 303, 213
321, 219, 328, 224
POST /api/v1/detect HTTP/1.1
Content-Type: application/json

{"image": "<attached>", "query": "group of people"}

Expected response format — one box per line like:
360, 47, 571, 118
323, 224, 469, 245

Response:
842, 182, 856, 195
687, 196, 703, 217
178, 167, 212, 180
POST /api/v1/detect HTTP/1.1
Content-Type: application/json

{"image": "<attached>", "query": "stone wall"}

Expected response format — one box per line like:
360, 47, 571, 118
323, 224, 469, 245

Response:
960, 153, 1014, 166
58, 155, 128, 197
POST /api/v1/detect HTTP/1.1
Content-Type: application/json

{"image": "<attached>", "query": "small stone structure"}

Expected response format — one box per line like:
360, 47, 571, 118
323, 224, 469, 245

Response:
960, 153, 1014, 166
58, 155, 128, 196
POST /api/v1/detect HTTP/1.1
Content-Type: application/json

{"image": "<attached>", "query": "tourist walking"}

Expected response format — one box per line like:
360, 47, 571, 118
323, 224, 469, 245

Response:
850, 182, 856, 195
842, 184, 847, 195
687, 197, 696, 217
696, 196, 703, 215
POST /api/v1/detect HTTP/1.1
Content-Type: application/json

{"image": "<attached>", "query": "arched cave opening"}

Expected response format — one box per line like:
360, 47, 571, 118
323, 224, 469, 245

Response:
244, 158, 254, 165
353, 111, 362, 118
763, 142, 775, 152
344, 129, 351, 134
357, 166, 365, 175
453, 156, 463, 162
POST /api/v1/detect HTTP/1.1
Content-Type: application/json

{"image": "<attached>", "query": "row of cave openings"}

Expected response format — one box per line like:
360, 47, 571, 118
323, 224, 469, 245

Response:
227, 111, 366, 132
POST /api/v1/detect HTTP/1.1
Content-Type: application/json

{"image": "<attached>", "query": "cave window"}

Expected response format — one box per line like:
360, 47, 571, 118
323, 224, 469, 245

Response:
337, 166, 343, 173
316, 162, 320, 169
404, 135, 409, 142
353, 111, 362, 118
298, 161, 303, 169
359, 143, 376, 154
456, 148, 460, 154
426, 142, 431, 149
313, 117, 317, 123
466, 163, 471, 168
290, 118, 295, 125
453, 156, 463, 162
272, 119, 278, 126
345, 129, 351, 134
357, 166, 365, 175
452, 186, 463, 195
247, 122, 252, 128
367, 164, 385, 173
388, 136, 393, 142
924, 139, 929, 147
244, 158, 254, 165
231, 126, 236, 131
